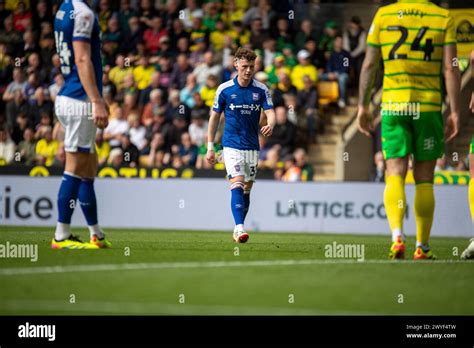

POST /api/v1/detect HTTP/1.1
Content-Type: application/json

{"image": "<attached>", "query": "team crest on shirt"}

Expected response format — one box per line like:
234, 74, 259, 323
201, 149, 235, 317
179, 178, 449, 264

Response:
252, 93, 259, 101
231, 94, 237, 99
234, 164, 240, 172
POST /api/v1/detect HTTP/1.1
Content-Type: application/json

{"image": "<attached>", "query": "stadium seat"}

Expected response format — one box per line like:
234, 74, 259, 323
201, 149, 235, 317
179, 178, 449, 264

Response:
317, 81, 339, 108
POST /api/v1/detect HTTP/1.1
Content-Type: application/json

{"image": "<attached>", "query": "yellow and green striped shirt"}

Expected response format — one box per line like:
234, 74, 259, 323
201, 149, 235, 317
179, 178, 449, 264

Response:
367, 0, 456, 112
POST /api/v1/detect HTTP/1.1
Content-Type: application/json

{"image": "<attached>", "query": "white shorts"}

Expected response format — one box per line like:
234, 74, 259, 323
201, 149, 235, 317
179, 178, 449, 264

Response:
223, 147, 259, 182
55, 95, 96, 153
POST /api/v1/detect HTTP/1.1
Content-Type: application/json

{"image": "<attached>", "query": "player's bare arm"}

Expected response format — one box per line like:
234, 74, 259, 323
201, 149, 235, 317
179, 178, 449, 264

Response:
261, 108, 276, 137
357, 45, 380, 137
206, 110, 221, 165
443, 43, 460, 142
73, 40, 109, 129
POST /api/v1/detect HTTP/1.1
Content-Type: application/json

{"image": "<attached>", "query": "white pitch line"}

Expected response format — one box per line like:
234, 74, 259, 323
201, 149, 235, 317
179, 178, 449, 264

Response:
0, 299, 328, 315
0, 258, 469, 276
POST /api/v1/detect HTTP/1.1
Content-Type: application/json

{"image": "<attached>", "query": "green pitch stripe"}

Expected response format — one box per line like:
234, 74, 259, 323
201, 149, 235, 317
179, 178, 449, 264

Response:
384, 58, 442, 62
380, 27, 446, 32
379, 42, 445, 47
385, 72, 440, 77
383, 87, 441, 92
380, 13, 447, 18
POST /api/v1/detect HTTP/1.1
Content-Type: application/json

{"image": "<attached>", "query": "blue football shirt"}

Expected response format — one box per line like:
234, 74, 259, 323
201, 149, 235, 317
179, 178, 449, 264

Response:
213, 77, 273, 151
54, 0, 102, 101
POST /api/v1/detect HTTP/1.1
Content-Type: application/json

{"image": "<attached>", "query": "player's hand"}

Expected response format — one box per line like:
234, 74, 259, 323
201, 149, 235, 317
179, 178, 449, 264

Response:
92, 100, 109, 129
444, 112, 459, 143
356, 106, 374, 137
206, 149, 216, 165
470, 92, 474, 113
261, 124, 274, 137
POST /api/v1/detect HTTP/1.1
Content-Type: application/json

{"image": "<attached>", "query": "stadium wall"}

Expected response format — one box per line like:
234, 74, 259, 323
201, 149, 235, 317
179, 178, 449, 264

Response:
0, 176, 470, 237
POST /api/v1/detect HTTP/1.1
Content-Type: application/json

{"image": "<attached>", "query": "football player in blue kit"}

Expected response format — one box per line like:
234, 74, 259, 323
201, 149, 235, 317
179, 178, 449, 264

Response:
207, 47, 276, 243
52, 0, 111, 249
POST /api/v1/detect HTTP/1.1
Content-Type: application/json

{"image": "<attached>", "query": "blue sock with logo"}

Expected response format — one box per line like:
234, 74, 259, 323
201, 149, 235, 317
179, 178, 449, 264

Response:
243, 191, 250, 221
78, 178, 98, 226
231, 184, 245, 225
57, 172, 81, 224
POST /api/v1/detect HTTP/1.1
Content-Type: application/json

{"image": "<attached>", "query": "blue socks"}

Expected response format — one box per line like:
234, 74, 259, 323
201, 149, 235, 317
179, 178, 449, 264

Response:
78, 178, 98, 226
243, 191, 250, 221
230, 182, 245, 226
57, 172, 82, 224
56, 173, 103, 241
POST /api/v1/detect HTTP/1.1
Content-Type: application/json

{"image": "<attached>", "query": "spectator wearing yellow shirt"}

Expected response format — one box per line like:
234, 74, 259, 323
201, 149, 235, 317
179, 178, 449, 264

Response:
291, 49, 317, 91
5, 0, 29, 10
222, 0, 245, 27
133, 55, 155, 90
265, 54, 291, 88
200, 74, 218, 108
98, 0, 112, 33
209, 19, 226, 51
109, 54, 132, 92
227, 21, 250, 49
35, 126, 59, 167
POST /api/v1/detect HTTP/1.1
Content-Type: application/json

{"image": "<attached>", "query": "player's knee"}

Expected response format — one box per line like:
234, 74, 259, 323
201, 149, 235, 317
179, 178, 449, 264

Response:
414, 172, 434, 184
385, 157, 408, 177
244, 182, 253, 193
230, 181, 245, 191
65, 152, 92, 178
413, 160, 436, 183
86, 153, 98, 178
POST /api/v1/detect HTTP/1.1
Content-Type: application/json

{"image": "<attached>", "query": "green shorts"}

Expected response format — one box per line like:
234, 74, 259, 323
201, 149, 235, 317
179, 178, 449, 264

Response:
381, 111, 444, 161
470, 136, 474, 154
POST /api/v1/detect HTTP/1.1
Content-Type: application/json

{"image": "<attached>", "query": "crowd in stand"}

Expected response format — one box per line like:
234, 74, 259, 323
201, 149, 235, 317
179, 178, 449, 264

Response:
0, 0, 368, 181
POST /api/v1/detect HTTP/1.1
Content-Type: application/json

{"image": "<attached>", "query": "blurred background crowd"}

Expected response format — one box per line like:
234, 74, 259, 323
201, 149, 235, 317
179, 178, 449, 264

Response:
0, 0, 377, 182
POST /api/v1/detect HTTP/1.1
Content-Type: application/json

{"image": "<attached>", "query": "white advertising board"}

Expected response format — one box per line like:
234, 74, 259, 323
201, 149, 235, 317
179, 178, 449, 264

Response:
0, 176, 470, 237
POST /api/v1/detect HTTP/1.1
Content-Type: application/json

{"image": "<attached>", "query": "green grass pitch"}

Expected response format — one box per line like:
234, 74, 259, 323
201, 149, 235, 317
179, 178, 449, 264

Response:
0, 226, 473, 315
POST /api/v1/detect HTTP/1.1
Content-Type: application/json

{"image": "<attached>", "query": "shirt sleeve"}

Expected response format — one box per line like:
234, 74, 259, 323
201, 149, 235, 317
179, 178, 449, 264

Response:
444, 14, 456, 46
72, 6, 95, 42
212, 86, 226, 113
366, 9, 381, 47
261, 85, 273, 110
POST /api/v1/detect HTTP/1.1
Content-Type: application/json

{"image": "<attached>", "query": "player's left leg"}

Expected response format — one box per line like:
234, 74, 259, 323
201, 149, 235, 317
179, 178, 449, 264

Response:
79, 152, 111, 248
412, 159, 437, 260
223, 147, 248, 243
412, 111, 444, 260
384, 156, 409, 259
229, 176, 248, 243
461, 148, 474, 259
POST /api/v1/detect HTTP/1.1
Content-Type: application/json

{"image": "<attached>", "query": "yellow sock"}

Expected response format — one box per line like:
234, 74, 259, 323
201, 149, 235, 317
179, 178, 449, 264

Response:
469, 178, 474, 222
414, 183, 435, 246
384, 175, 406, 239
